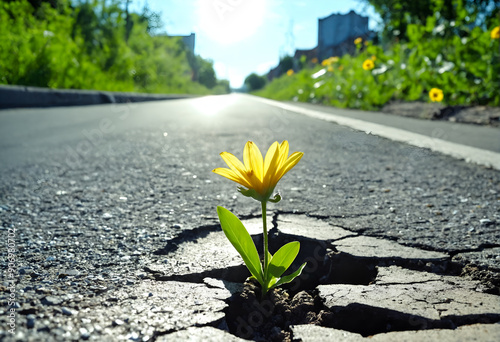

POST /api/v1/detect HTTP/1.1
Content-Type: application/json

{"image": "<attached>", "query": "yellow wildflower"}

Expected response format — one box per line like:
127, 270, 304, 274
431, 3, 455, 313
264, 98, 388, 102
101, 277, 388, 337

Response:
327, 66, 334, 72
321, 56, 339, 66
491, 26, 500, 39
213, 141, 303, 202
362, 59, 375, 71
429, 88, 444, 102
371, 55, 377, 61
287, 69, 294, 76
354, 37, 363, 45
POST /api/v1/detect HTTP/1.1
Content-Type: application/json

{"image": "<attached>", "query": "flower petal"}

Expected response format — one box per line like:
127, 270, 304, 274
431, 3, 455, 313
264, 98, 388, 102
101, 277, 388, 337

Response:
212, 168, 251, 188
277, 140, 290, 169
275, 151, 304, 182
243, 141, 264, 182
264, 141, 280, 174
263, 142, 280, 188
220, 152, 251, 186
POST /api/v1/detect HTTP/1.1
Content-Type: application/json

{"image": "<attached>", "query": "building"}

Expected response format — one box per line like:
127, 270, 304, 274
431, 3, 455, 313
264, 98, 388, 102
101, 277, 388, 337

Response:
294, 47, 319, 62
180, 33, 195, 54
266, 11, 372, 80
156, 33, 196, 53
317, 10, 370, 60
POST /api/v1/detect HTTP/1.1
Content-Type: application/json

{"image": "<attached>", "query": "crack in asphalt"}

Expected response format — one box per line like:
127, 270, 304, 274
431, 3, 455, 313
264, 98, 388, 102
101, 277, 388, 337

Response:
448, 243, 500, 256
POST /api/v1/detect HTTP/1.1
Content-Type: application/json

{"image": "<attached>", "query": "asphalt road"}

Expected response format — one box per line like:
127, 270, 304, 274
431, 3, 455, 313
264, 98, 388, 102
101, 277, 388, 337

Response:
1, 93, 499, 340
284, 100, 500, 153
1, 93, 499, 262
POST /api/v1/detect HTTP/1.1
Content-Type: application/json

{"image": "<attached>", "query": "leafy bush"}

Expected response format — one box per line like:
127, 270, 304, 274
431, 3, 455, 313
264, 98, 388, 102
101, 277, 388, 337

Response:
244, 73, 267, 91
256, 3, 499, 108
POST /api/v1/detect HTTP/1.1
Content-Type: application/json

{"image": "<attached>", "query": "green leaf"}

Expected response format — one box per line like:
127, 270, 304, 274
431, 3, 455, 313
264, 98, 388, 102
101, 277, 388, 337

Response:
268, 241, 300, 279
268, 193, 281, 203
270, 262, 307, 290
266, 251, 272, 268
216, 206, 264, 285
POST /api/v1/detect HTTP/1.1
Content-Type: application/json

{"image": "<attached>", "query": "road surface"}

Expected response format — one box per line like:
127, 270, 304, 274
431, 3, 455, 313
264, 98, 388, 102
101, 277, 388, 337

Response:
0, 94, 499, 340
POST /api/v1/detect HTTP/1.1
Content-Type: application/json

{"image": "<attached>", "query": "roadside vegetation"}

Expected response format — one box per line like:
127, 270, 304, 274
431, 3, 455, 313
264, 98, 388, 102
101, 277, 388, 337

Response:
0, 0, 229, 94
254, 0, 499, 109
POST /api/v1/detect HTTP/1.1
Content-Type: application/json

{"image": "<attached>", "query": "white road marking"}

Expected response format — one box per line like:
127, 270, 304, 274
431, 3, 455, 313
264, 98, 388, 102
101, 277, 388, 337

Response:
251, 96, 500, 170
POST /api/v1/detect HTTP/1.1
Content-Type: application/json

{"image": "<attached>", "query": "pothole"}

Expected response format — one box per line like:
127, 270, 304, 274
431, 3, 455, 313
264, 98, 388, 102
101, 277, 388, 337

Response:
150, 214, 500, 341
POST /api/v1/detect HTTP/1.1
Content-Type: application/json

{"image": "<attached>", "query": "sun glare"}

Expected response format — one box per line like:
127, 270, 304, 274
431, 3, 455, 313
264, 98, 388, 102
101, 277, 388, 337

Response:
197, 0, 266, 44
190, 95, 237, 116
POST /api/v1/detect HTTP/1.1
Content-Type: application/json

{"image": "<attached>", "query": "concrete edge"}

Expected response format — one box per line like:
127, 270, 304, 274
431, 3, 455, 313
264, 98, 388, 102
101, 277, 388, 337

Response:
0, 84, 197, 109
250, 95, 500, 171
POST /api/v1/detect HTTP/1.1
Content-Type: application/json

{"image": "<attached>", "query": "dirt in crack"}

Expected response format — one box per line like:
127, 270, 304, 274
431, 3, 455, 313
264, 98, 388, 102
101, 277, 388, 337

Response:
151, 216, 499, 340
222, 231, 379, 341
221, 230, 500, 340
224, 279, 324, 342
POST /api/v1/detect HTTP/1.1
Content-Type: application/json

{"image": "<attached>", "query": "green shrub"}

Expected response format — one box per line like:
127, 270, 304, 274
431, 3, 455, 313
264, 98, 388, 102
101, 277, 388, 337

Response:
256, 15, 499, 108
0, 0, 227, 95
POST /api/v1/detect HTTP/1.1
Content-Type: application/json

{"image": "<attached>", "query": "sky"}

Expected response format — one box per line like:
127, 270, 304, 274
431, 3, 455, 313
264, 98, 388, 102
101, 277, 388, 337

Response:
131, 0, 382, 88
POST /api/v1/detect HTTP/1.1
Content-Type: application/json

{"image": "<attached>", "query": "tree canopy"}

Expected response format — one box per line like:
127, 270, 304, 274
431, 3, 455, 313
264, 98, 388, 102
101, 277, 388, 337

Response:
244, 73, 267, 91
364, 0, 499, 42
0, 0, 229, 94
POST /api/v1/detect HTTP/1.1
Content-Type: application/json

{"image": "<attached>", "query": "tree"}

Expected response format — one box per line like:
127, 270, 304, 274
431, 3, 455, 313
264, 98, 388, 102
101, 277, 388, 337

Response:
278, 55, 294, 73
1, 0, 228, 94
244, 73, 267, 91
197, 59, 217, 89
363, 0, 500, 42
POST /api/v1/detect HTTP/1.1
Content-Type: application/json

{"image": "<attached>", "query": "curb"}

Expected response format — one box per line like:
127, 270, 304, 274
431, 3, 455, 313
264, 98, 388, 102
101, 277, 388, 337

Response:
0, 84, 196, 109
250, 95, 500, 171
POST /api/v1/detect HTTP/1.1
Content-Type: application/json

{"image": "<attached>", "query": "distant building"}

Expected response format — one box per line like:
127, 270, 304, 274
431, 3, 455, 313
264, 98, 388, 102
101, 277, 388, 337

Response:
294, 47, 318, 62
317, 10, 370, 60
179, 33, 195, 53
180, 33, 195, 53
266, 11, 372, 80
156, 33, 196, 54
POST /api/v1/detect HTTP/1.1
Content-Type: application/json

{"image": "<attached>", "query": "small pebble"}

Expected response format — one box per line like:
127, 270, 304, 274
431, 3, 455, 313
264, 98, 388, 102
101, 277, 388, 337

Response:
479, 219, 493, 226
61, 307, 75, 316
112, 319, 125, 326
26, 315, 36, 329
42, 296, 63, 306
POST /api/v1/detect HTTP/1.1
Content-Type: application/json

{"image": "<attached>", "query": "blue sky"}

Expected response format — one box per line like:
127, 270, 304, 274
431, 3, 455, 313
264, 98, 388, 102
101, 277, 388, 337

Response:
131, 0, 381, 88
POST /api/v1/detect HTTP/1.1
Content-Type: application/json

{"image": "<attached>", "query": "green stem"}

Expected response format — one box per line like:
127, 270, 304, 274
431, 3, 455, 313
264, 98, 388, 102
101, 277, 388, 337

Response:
262, 200, 268, 296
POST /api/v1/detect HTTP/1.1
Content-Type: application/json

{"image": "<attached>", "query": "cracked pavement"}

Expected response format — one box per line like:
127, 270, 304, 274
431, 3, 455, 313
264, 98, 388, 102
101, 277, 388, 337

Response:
0, 94, 499, 340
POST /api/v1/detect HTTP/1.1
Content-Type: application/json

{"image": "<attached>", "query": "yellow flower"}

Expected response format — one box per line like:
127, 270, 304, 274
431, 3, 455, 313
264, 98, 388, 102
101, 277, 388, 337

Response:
327, 66, 334, 72
429, 88, 444, 102
287, 69, 294, 76
491, 26, 500, 39
362, 59, 375, 71
354, 37, 363, 45
338, 65, 344, 71
371, 55, 377, 61
213, 141, 303, 202
321, 56, 339, 66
